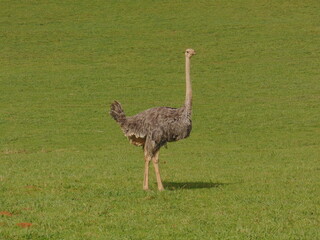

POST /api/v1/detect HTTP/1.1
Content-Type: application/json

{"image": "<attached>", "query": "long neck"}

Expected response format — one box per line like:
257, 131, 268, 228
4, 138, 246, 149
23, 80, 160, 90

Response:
184, 56, 192, 116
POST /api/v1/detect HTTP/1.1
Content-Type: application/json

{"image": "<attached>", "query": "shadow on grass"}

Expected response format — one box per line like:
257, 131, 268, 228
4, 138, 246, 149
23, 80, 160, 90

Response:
163, 181, 229, 191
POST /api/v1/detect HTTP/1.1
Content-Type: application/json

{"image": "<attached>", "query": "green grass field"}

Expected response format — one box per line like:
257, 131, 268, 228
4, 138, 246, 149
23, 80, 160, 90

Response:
1, 0, 319, 239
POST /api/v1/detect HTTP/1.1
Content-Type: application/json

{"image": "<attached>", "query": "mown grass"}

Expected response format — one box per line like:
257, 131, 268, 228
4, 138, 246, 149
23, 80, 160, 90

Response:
1, 0, 319, 239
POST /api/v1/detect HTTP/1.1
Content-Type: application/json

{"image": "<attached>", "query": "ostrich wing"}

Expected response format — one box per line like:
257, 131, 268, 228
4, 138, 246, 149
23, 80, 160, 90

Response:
120, 107, 183, 146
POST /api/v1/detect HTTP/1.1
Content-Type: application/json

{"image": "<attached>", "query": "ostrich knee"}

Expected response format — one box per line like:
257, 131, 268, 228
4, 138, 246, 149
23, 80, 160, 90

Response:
152, 151, 164, 191
143, 155, 151, 191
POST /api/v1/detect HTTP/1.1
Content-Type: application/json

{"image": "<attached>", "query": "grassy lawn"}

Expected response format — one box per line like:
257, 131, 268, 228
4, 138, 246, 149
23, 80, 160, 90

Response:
1, 0, 319, 239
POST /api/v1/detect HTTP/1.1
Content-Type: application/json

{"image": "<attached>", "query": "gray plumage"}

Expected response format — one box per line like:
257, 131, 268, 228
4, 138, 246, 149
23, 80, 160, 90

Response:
110, 49, 196, 191
110, 102, 192, 156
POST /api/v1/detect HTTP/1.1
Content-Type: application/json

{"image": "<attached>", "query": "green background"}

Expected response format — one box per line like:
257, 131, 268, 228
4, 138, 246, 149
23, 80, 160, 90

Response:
1, 1, 319, 239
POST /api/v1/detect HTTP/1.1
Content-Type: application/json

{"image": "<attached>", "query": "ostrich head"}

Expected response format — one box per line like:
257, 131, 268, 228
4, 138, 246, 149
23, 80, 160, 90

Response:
185, 48, 196, 58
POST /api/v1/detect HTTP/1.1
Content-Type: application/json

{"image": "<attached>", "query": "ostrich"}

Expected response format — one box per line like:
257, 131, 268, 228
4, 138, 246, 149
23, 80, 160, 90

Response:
110, 48, 196, 191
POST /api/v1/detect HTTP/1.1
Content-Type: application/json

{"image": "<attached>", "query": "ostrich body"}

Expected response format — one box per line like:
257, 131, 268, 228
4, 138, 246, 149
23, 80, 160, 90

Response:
110, 49, 196, 191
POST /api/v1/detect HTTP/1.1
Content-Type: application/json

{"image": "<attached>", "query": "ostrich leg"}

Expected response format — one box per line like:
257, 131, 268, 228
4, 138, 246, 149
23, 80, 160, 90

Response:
152, 151, 164, 191
143, 152, 151, 190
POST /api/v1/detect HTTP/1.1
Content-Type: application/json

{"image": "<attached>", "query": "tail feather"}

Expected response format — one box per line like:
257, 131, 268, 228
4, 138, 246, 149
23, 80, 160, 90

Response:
110, 101, 126, 125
